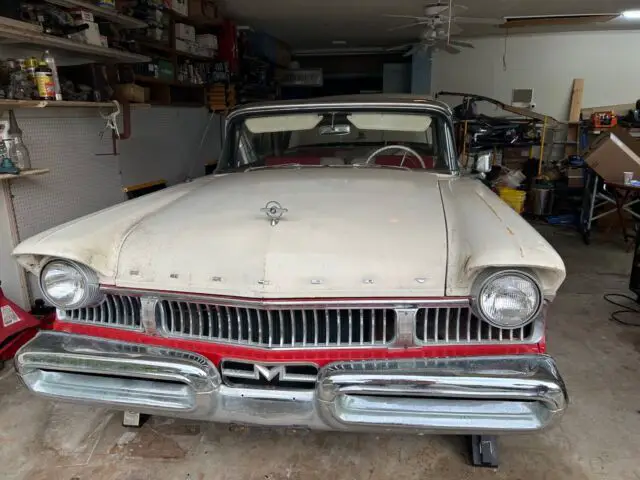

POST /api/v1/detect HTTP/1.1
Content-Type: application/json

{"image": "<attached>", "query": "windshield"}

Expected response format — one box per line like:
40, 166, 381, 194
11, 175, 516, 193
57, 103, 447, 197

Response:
219, 110, 455, 172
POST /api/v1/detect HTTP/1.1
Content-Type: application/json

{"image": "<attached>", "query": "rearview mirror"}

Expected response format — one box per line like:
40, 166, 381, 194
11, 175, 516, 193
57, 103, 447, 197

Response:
475, 152, 492, 173
319, 124, 351, 136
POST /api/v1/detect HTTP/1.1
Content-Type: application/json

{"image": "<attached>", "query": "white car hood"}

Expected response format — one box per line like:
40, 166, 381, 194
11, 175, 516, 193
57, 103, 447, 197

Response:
15, 169, 448, 298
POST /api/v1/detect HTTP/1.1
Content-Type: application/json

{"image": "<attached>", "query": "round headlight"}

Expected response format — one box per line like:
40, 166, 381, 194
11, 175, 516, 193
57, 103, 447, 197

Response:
39, 260, 102, 309
472, 270, 542, 328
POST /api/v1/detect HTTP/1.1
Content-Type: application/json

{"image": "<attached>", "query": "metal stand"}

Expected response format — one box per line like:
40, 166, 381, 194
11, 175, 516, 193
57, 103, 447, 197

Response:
469, 435, 499, 468
122, 411, 147, 428
580, 169, 640, 245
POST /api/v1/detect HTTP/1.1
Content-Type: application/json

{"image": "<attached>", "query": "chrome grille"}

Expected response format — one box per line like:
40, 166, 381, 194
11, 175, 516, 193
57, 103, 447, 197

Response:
156, 301, 396, 348
221, 360, 318, 390
58, 294, 142, 330
414, 306, 534, 344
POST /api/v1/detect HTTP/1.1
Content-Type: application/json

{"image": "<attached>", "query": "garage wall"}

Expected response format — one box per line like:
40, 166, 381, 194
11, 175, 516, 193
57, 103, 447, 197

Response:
431, 30, 640, 120
119, 107, 223, 187
0, 107, 222, 309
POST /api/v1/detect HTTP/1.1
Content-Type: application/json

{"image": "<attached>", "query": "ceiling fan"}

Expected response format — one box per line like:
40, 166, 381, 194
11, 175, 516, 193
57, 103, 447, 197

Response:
383, 2, 504, 32
387, 27, 474, 56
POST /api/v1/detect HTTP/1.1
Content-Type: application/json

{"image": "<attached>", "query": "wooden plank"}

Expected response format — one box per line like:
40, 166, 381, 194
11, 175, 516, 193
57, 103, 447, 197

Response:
501, 15, 618, 28
0, 16, 43, 33
0, 24, 150, 63
1, 181, 31, 308
43, 0, 148, 29
0, 168, 50, 181
568, 78, 584, 123
0, 99, 116, 109
123, 179, 167, 193
565, 79, 584, 158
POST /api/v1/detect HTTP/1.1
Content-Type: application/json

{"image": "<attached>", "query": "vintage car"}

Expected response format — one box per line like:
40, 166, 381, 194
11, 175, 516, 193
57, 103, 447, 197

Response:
13, 95, 567, 467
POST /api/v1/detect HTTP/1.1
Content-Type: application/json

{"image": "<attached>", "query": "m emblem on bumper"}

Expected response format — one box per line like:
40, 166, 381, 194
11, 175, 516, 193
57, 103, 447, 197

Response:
254, 364, 285, 381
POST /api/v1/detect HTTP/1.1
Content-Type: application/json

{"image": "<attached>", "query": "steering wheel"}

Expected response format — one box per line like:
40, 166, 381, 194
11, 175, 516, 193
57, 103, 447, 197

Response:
364, 145, 426, 169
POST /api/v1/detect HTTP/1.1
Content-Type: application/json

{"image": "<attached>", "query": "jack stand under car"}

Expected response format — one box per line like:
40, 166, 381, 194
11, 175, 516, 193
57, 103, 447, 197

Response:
469, 435, 500, 468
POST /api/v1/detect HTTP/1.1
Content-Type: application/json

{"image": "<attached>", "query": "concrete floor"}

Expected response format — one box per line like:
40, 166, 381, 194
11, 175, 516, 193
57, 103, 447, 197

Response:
1, 225, 640, 480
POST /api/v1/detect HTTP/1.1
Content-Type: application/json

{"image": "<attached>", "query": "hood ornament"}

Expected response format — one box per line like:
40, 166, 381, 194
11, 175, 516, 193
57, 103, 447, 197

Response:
261, 201, 288, 226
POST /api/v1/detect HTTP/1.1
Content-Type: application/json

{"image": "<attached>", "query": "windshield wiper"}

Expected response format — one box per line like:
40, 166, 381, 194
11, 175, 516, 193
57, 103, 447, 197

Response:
351, 163, 411, 171
244, 163, 325, 172
244, 164, 415, 173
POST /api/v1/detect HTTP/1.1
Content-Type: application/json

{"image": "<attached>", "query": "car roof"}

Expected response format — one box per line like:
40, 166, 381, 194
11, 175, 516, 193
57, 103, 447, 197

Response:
230, 94, 452, 117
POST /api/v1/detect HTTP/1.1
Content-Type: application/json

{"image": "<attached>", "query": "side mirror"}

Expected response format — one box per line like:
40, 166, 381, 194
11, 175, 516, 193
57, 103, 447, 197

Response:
475, 152, 492, 173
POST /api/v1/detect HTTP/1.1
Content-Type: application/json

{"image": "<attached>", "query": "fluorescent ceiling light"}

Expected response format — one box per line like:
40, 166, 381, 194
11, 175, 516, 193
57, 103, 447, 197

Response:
332, 40, 347, 45
622, 10, 640, 19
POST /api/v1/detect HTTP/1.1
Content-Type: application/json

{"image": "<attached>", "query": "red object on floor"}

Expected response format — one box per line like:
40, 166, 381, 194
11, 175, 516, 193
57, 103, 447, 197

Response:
0, 288, 41, 361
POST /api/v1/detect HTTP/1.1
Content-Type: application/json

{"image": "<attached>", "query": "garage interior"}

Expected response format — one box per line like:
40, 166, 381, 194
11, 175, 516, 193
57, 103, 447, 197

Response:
0, 0, 640, 479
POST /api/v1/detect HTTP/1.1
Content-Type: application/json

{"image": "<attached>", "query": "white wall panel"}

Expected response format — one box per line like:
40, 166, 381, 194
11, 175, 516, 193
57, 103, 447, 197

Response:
432, 30, 640, 121
118, 107, 223, 187
0, 106, 222, 307
10, 110, 126, 240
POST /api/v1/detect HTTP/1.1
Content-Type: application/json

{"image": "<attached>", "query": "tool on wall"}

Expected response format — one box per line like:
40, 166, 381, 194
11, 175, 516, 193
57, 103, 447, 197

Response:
95, 100, 123, 156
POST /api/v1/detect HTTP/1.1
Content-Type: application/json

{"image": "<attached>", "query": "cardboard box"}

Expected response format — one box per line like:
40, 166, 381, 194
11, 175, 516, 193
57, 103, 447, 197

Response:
585, 127, 640, 184
69, 21, 102, 46
116, 84, 147, 103
70, 9, 94, 23
172, 0, 188, 16
175, 38, 190, 52
197, 34, 217, 49
189, 0, 218, 20
175, 23, 196, 41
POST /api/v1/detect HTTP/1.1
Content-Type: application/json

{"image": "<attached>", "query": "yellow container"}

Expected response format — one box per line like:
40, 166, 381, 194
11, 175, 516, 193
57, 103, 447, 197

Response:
498, 187, 526, 214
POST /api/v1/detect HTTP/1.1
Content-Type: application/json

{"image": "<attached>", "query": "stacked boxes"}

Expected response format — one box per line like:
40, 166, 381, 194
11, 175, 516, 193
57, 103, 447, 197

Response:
68, 9, 102, 46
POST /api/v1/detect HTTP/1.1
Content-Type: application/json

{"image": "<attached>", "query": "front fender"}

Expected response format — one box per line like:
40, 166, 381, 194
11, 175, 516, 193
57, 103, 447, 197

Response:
439, 177, 565, 297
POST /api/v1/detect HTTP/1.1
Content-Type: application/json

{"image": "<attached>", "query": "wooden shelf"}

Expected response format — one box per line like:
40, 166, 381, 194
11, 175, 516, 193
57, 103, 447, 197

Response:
0, 168, 50, 181
134, 75, 206, 89
135, 39, 175, 55
43, 0, 148, 29
167, 11, 223, 28
175, 50, 216, 62
0, 22, 150, 63
135, 39, 215, 63
0, 99, 119, 109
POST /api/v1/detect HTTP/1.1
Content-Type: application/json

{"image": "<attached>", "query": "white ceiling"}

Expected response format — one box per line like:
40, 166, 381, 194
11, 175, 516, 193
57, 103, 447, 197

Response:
218, 0, 640, 50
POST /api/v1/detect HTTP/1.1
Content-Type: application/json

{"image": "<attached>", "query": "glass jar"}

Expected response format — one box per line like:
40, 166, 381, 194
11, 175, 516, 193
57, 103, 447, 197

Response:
8, 136, 31, 170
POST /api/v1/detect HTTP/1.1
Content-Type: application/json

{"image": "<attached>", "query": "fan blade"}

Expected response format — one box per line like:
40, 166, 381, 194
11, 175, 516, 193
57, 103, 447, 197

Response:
388, 21, 430, 31
434, 42, 461, 54
382, 14, 432, 20
500, 14, 618, 28
453, 16, 504, 25
424, 5, 450, 16
448, 39, 474, 48
424, 2, 468, 15
385, 43, 414, 51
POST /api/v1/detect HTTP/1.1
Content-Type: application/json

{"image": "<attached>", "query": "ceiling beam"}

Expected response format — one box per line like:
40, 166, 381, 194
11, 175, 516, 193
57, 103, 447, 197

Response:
500, 15, 619, 28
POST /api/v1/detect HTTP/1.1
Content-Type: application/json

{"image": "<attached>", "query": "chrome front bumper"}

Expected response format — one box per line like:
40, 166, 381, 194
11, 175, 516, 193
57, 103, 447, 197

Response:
15, 332, 567, 434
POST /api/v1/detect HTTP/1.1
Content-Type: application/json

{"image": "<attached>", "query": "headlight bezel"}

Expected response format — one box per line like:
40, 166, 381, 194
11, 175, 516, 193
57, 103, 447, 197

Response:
471, 268, 543, 329
39, 259, 104, 310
